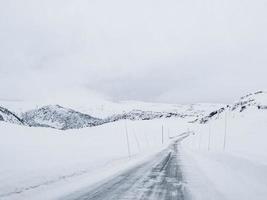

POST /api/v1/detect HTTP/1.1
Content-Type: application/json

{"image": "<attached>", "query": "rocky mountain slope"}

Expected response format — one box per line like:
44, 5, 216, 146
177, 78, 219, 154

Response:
103, 103, 222, 123
20, 106, 199, 130
199, 91, 267, 124
21, 105, 103, 130
104, 110, 181, 123
0, 101, 222, 130
231, 91, 267, 111
0, 106, 24, 125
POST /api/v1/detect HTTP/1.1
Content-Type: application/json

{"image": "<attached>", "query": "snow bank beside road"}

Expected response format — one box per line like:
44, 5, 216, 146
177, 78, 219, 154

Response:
0, 118, 188, 199
181, 149, 267, 200
181, 101, 267, 200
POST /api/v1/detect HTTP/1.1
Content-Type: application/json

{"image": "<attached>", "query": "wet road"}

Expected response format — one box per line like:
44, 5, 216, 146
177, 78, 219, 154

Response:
62, 138, 189, 200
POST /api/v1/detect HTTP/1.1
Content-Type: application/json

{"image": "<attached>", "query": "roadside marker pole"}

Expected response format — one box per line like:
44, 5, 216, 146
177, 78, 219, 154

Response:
133, 128, 141, 152
198, 132, 202, 150
194, 132, 197, 149
162, 125, 164, 145
208, 122, 211, 151
144, 131, 150, 148
124, 120, 131, 159
223, 109, 228, 151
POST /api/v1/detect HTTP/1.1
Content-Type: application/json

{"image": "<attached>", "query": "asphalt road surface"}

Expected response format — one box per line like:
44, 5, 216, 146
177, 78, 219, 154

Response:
62, 138, 189, 200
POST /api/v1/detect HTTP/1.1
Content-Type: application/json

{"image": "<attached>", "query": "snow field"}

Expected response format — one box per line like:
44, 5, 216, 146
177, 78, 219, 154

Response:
180, 107, 267, 200
0, 118, 189, 199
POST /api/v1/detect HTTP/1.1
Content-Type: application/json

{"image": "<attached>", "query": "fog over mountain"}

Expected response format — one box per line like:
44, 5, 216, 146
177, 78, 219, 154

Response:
1, 0, 267, 103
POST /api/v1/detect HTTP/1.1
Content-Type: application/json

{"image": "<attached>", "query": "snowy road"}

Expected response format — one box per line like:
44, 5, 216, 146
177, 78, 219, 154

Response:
62, 138, 189, 200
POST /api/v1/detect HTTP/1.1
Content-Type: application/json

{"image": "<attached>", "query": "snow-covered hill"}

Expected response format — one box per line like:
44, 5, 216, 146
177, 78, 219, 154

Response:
104, 110, 180, 123
21, 103, 222, 130
0, 93, 222, 130
104, 108, 202, 123
0, 106, 24, 125
20, 106, 206, 130
21, 105, 103, 130
199, 91, 267, 124
231, 91, 267, 112
181, 91, 267, 200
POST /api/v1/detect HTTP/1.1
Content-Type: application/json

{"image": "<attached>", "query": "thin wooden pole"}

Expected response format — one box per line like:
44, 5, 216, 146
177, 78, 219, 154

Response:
161, 125, 164, 144
133, 129, 141, 152
208, 123, 211, 151
223, 109, 228, 151
124, 120, 131, 158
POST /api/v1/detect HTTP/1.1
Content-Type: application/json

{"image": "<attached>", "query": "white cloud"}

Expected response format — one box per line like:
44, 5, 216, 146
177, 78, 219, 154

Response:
1, 0, 267, 103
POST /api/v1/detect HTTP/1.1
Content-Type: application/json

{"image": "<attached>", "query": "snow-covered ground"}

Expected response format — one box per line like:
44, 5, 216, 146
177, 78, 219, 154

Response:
180, 93, 267, 200
1, 91, 267, 200
0, 117, 189, 200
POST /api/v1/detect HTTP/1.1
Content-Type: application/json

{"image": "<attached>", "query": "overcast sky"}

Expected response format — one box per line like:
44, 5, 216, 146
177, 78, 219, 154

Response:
1, 0, 267, 104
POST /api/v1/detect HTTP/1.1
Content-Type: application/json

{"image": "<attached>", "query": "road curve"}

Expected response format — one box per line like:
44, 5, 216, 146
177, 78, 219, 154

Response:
62, 138, 189, 200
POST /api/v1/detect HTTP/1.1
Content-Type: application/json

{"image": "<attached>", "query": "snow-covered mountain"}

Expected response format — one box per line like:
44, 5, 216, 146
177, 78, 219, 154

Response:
104, 110, 181, 123
199, 107, 226, 124
21, 105, 103, 130
20, 106, 203, 130
0, 106, 24, 125
0, 102, 215, 130
103, 106, 215, 123
199, 91, 267, 124
0, 90, 223, 130
231, 91, 267, 112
